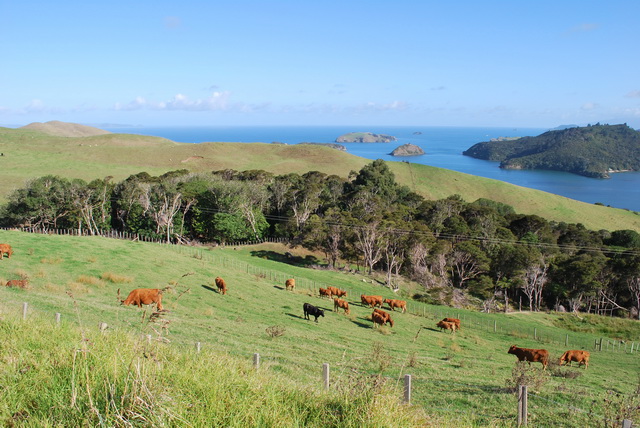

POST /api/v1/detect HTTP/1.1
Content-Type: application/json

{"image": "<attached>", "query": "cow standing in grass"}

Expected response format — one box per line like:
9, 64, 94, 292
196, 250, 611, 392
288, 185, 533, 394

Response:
507, 345, 549, 370
285, 278, 295, 291
384, 298, 406, 313
303, 303, 325, 322
333, 297, 350, 315
361, 294, 383, 308
559, 350, 590, 369
436, 320, 457, 333
119, 288, 164, 312
0, 243, 13, 259
215, 277, 227, 295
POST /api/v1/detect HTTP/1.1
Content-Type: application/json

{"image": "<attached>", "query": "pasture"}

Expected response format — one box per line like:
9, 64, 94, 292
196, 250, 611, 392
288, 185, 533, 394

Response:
0, 229, 639, 427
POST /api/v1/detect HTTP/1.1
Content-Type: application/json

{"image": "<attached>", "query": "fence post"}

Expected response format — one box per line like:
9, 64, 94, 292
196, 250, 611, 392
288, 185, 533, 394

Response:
494, 320, 497, 333
622, 419, 632, 428
599, 338, 603, 352
99, 322, 108, 333
22, 302, 28, 320
404, 374, 412, 404
253, 353, 260, 369
518, 384, 528, 426
55, 312, 61, 325
146, 334, 152, 344
322, 363, 330, 390
565, 334, 569, 347
195, 342, 201, 353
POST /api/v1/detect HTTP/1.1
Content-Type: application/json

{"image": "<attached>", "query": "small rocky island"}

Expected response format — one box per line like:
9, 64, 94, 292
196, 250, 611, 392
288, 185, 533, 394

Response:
390, 143, 425, 157
336, 132, 397, 143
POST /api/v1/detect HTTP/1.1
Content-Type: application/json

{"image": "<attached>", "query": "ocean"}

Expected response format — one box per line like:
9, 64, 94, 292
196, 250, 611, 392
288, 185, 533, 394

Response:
103, 125, 640, 212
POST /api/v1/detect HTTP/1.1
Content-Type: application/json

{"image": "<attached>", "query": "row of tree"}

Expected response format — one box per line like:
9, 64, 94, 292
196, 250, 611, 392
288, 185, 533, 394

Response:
1, 160, 639, 317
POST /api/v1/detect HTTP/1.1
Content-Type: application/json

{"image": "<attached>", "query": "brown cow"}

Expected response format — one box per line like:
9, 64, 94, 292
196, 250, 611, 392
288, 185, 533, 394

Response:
215, 277, 227, 295
559, 350, 590, 369
371, 310, 394, 328
384, 298, 407, 313
507, 345, 549, 370
333, 297, 350, 314
436, 320, 457, 333
119, 288, 164, 311
285, 278, 295, 291
442, 317, 461, 330
328, 286, 347, 298
319, 287, 332, 299
0, 243, 13, 259
361, 294, 383, 308
5, 279, 28, 288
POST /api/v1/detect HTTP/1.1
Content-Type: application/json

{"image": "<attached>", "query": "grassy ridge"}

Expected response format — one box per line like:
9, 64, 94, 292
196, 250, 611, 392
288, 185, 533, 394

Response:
1, 126, 639, 232
1, 230, 638, 426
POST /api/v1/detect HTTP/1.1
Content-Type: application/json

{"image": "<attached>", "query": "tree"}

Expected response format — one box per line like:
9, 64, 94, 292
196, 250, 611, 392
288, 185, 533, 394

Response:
3, 176, 73, 229
447, 241, 490, 289
521, 255, 549, 311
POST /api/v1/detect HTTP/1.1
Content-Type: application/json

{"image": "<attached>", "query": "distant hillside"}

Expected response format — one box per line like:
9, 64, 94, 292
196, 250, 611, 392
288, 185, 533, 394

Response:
0, 123, 639, 232
21, 120, 111, 137
463, 124, 640, 178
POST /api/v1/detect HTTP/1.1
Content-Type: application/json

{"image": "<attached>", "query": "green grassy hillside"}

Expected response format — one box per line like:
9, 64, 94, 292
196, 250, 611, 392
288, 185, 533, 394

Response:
1, 126, 639, 232
1, 230, 638, 426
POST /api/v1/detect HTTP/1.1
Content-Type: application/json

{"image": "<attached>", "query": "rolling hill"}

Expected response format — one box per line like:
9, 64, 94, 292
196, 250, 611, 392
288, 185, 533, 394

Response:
0, 122, 639, 232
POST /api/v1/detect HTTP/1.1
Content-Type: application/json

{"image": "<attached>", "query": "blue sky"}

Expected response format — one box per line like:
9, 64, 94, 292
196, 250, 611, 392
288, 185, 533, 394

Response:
2, 0, 639, 128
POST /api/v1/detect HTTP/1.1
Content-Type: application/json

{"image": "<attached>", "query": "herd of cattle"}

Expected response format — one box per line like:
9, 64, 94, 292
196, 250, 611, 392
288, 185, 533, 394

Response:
1, 241, 592, 370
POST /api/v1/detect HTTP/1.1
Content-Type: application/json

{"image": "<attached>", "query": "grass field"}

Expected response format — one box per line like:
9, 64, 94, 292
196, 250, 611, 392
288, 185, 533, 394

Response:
1, 229, 638, 427
1, 126, 639, 233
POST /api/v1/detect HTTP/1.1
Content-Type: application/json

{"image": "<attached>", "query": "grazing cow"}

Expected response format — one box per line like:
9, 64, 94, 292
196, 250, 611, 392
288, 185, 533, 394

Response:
0, 243, 13, 259
119, 288, 164, 311
442, 317, 461, 330
285, 278, 295, 291
328, 286, 347, 298
507, 345, 549, 370
215, 277, 227, 295
361, 294, 383, 308
303, 302, 325, 322
436, 320, 457, 333
559, 350, 590, 369
5, 279, 28, 288
372, 308, 394, 327
371, 310, 394, 328
333, 297, 350, 314
384, 298, 407, 313
319, 287, 332, 299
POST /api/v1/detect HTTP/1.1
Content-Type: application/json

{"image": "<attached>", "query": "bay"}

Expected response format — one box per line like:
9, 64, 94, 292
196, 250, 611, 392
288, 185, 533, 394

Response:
104, 125, 640, 212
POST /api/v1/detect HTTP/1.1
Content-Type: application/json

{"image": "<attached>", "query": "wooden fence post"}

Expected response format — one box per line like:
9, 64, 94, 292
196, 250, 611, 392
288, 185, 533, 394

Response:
99, 322, 108, 333
404, 374, 412, 404
534, 328, 537, 341
22, 302, 28, 320
323, 363, 330, 390
622, 419, 632, 428
518, 384, 528, 426
146, 334, 152, 344
253, 353, 260, 369
494, 320, 497, 333
195, 342, 201, 353
599, 338, 603, 352
55, 313, 61, 325
565, 334, 569, 347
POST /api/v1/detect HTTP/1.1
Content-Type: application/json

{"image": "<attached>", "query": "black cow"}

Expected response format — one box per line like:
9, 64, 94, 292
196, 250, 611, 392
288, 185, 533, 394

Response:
303, 302, 325, 322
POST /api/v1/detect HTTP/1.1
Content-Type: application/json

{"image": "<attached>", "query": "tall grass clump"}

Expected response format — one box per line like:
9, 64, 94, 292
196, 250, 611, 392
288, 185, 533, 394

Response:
0, 310, 428, 427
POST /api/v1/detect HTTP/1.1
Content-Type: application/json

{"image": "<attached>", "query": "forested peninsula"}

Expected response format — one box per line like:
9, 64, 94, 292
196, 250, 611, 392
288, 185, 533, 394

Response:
463, 124, 640, 178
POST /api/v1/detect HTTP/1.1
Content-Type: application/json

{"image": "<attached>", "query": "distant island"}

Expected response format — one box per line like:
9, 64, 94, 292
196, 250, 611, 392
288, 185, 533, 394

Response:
336, 132, 396, 143
462, 123, 640, 178
390, 143, 424, 157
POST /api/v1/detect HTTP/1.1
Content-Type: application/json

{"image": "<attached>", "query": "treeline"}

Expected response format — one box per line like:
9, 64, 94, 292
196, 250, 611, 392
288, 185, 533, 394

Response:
1, 160, 639, 317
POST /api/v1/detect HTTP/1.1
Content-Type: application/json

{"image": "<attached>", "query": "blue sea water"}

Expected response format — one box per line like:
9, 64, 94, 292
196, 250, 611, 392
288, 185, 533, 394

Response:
104, 125, 640, 212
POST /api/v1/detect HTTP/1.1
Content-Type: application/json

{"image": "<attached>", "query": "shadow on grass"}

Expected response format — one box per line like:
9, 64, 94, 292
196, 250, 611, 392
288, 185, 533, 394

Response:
285, 312, 306, 320
352, 318, 372, 329
273, 285, 285, 290
250, 250, 321, 267
201, 284, 217, 293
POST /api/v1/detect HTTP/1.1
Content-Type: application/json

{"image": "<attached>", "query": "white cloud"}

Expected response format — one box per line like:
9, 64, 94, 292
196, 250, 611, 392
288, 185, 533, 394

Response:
581, 102, 598, 111
626, 90, 640, 98
114, 92, 232, 112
